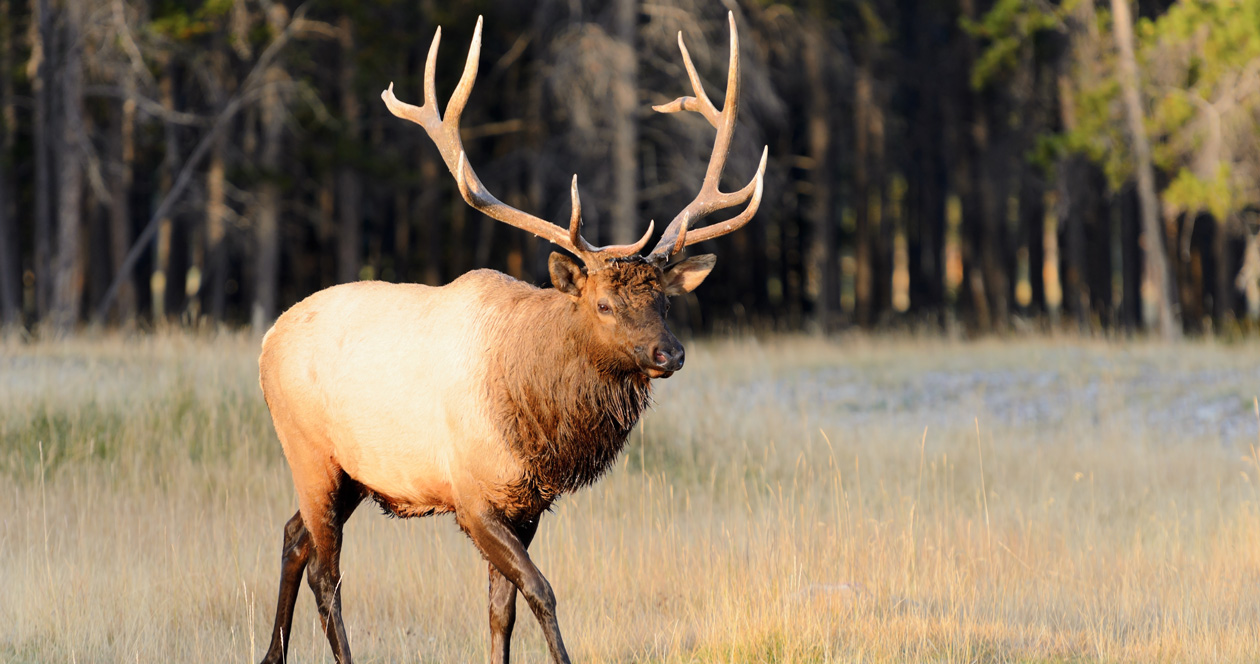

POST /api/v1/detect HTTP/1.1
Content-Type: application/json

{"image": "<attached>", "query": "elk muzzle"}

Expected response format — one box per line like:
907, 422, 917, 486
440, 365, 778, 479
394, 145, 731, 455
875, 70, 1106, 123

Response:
640, 336, 685, 378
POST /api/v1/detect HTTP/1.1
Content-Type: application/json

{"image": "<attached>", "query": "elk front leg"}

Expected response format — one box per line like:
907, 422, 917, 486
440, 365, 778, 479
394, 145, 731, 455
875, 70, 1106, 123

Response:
488, 516, 540, 664
460, 508, 570, 664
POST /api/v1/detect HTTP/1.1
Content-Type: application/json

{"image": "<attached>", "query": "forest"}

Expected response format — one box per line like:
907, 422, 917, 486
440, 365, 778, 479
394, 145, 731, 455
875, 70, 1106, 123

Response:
2, 0, 1259, 338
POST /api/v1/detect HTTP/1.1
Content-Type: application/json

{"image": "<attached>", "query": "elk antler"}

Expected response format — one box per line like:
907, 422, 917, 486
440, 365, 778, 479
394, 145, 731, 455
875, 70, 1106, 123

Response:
382, 16, 653, 268
648, 11, 768, 264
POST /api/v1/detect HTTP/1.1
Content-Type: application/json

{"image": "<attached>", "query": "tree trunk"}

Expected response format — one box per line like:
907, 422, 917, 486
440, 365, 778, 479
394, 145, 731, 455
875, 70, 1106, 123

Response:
252, 66, 284, 332
202, 46, 232, 323
205, 133, 229, 321
1119, 185, 1141, 331
419, 152, 443, 285
804, 27, 833, 330
336, 16, 361, 284
317, 171, 336, 291
107, 74, 138, 325
854, 60, 874, 328
51, 0, 84, 332
1085, 182, 1113, 325
1110, 0, 1178, 339
0, 0, 20, 327
1211, 215, 1234, 325
976, 114, 1010, 331
151, 64, 178, 322
31, 0, 52, 323
871, 92, 891, 321
608, 0, 638, 245
394, 188, 411, 282
1057, 156, 1090, 331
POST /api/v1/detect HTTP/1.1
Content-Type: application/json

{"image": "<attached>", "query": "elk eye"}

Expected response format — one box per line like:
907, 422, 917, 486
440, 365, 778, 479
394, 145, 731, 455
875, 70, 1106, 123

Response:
597, 300, 613, 315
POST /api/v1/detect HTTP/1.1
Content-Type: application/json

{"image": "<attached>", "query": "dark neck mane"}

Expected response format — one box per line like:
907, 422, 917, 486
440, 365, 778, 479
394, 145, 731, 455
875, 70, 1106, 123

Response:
482, 286, 652, 506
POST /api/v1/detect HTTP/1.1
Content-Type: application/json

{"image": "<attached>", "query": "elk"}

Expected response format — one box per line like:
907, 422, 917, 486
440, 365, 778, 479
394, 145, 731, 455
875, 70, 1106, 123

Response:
256, 12, 765, 664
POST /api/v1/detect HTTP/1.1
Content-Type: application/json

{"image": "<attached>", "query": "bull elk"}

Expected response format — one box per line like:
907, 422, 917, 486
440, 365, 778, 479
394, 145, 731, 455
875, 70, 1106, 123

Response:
256, 12, 766, 664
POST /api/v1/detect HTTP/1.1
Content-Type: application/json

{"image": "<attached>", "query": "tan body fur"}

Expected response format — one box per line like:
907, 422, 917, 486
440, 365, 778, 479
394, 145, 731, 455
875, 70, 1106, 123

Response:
260, 270, 649, 525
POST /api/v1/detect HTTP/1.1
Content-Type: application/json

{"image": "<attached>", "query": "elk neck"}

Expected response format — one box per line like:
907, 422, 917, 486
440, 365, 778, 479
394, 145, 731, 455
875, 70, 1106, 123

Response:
477, 277, 653, 506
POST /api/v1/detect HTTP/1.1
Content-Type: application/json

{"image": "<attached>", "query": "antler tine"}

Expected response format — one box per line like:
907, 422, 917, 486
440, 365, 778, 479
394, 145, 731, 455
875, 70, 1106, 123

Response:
669, 217, 690, 257
651, 32, 720, 127
443, 16, 482, 129
381, 25, 447, 137
565, 175, 655, 258
672, 146, 767, 248
649, 12, 766, 262
601, 219, 655, 257
422, 26, 441, 114
567, 175, 585, 251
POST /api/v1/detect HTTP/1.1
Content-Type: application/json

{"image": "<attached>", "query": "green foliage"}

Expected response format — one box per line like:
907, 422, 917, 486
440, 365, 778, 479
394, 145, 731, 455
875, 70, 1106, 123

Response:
964, 0, 1074, 90
1163, 164, 1238, 222
1066, 78, 1132, 188
857, 1, 891, 46
1147, 0, 1260, 88
150, 0, 235, 42
1051, 0, 1260, 221
1138, 0, 1260, 219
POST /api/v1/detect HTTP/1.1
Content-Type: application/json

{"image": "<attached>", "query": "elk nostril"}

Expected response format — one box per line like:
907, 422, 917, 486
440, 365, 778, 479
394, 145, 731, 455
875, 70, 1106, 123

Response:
653, 349, 668, 366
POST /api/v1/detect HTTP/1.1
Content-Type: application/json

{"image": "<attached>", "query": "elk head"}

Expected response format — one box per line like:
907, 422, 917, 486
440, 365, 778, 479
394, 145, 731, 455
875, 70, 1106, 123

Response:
382, 12, 767, 379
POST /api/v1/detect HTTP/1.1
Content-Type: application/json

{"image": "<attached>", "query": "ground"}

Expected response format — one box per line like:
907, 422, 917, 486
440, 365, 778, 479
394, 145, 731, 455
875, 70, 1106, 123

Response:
1, 334, 1258, 662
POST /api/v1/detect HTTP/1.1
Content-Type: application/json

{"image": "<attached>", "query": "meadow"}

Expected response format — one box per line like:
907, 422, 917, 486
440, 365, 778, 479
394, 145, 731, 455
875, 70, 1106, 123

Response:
2, 333, 1259, 663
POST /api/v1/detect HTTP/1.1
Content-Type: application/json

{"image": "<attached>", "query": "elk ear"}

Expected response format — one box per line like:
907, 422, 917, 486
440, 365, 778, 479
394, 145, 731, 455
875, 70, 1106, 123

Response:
549, 252, 588, 297
662, 254, 716, 296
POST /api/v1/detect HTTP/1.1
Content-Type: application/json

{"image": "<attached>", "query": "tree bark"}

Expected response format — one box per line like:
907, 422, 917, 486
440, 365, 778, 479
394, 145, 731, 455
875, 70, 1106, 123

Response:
976, 111, 1010, 331
1211, 216, 1234, 325
1019, 168, 1045, 316
419, 152, 443, 285
854, 60, 874, 328
0, 0, 20, 327
394, 188, 411, 282
608, 0, 638, 245
804, 27, 833, 330
205, 132, 229, 321
107, 74, 138, 325
202, 45, 232, 323
151, 64, 178, 322
1085, 181, 1113, 324
252, 65, 284, 332
1057, 156, 1090, 331
336, 16, 361, 284
51, 0, 84, 332
1110, 0, 1178, 339
1119, 185, 1141, 331
31, 0, 52, 322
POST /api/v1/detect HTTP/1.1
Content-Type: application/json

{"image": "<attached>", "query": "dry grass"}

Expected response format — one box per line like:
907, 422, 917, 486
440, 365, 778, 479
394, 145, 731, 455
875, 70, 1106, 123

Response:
2, 333, 1259, 663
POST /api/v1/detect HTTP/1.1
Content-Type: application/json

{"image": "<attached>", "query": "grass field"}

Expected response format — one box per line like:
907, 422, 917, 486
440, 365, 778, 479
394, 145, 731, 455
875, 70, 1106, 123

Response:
2, 333, 1259, 663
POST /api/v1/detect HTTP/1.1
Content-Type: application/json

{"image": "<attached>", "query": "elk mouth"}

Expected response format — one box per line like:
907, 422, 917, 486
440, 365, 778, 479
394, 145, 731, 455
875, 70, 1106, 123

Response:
643, 367, 675, 379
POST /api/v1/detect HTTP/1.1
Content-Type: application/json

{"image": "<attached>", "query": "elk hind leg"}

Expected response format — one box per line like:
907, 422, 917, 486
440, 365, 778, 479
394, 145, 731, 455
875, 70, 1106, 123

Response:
304, 474, 364, 664
260, 510, 312, 664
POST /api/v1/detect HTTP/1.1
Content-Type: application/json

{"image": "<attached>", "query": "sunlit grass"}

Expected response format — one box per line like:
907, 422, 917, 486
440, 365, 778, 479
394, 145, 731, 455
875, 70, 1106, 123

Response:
2, 333, 1259, 662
